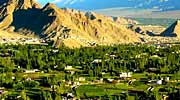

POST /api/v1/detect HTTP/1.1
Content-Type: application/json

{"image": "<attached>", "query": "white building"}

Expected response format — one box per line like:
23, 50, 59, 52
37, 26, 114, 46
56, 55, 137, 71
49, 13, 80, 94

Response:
148, 80, 163, 85
120, 72, 132, 78
157, 80, 162, 85
77, 77, 85, 82
65, 66, 73, 70
92, 59, 102, 63
24, 69, 40, 73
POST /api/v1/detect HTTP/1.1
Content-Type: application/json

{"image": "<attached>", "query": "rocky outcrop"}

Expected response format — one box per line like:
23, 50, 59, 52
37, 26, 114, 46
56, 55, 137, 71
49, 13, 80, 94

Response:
160, 20, 180, 38
0, 0, 142, 48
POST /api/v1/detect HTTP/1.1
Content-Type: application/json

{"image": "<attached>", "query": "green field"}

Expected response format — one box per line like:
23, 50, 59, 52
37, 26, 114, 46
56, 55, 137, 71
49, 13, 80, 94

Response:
131, 18, 177, 27
76, 84, 129, 98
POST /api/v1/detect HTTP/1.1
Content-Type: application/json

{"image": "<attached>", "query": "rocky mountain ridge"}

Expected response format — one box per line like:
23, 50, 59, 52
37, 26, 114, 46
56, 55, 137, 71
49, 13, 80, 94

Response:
0, 0, 143, 47
161, 20, 180, 38
0, 0, 179, 47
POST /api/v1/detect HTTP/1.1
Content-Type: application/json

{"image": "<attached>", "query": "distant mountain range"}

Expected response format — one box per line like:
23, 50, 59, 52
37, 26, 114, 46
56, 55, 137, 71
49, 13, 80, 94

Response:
135, 0, 180, 11
54, 0, 180, 11
95, 8, 180, 18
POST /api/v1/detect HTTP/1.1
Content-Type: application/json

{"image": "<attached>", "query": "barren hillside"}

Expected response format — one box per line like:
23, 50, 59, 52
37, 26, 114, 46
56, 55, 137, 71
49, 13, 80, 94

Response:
1, 0, 179, 48
0, 0, 143, 48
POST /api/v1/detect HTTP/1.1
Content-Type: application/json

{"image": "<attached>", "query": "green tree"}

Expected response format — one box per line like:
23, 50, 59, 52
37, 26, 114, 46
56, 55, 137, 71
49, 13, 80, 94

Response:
20, 90, 30, 100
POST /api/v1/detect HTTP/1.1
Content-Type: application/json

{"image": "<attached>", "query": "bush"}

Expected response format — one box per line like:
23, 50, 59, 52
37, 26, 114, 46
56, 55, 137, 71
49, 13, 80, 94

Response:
24, 80, 40, 88
13, 82, 24, 90
132, 81, 144, 86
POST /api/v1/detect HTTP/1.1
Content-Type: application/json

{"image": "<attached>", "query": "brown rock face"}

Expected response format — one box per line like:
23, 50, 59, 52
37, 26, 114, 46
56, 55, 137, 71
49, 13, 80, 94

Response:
0, 0, 142, 47
15, 0, 41, 9
0, 0, 41, 10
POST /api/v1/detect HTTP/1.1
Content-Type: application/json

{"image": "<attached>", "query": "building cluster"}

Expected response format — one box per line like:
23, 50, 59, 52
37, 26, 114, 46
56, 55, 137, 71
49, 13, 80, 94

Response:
0, 37, 46, 45
144, 36, 179, 44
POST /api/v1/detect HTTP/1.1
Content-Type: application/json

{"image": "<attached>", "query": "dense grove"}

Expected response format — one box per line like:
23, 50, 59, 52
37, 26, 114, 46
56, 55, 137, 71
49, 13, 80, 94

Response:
0, 44, 180, 74
0, 44, 180, 100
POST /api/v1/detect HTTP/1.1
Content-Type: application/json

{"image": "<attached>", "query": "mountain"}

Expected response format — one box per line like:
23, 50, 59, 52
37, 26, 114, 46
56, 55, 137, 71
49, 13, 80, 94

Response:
0, 0, 142, 48
160, 20, 180, 38
95, 8, 180, 18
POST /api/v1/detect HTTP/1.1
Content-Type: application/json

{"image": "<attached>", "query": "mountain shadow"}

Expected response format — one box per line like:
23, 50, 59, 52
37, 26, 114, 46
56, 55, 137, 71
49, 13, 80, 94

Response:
11, 7, 56, 37
160, 21, 178, 37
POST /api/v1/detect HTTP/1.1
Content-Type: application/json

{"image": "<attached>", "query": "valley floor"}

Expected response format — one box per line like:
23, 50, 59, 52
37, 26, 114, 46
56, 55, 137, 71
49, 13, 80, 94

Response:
0, 44, 180, 99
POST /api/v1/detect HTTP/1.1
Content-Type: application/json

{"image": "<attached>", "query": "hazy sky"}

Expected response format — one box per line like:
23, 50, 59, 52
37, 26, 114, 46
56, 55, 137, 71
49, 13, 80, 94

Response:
36, 0, 136, 10
36, 0, 180, 11
36, 0, 84, 6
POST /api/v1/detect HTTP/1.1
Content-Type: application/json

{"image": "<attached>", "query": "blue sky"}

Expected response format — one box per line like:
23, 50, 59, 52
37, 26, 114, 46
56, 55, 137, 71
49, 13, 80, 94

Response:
36, 0, 84, 6
36, 0, 180, 11
36, 0, 135, 10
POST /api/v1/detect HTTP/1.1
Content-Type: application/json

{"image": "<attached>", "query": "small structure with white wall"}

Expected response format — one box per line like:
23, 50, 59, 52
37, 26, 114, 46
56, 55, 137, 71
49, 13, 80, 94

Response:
120, 72, 132, 78
148, 80, 163, 85
65, 66, 73, 70
24, 69, 40, 73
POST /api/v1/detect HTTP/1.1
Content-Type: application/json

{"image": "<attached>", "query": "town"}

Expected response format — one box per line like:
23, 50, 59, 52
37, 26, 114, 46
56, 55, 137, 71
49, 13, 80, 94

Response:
0, 37, 47, 45
0, 0, 180, 100
0, 44, 180, 100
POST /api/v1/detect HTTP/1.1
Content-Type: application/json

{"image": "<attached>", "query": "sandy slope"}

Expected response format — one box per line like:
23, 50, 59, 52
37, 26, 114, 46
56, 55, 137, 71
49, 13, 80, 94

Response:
0, 30, 29, 38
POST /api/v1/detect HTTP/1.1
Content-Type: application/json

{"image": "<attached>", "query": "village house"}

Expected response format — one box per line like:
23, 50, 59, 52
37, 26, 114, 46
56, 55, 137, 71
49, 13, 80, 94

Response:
166, 77, 170, 81
0, 53, 12, 57
77, 77, 86, 82
73, 82, 80, 86
65, 81, 72, 87
26, 77, 32, 81
94, 78, 103, 84
92, 59, 102, 67
92, 59, 102, 63
65, 66, 75, 75
120, 72, 132, 78
61, 92, 75, 100
52, 49, 59, 53
148, 80, 163, 85
12, 76, 16, 80
105, 78, 114, 83
71, 82, 81, 88
24, 69, 41, 73
162, 95, 169, 100
101, 72, 107, 75
109, 54, 117, 59
65, 66, 80, 75
65, 66, 73, 70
